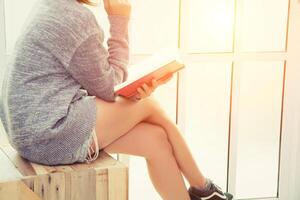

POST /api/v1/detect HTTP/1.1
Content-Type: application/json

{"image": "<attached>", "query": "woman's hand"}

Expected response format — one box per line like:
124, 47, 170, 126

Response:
131, 74, 174, 101
103, 0, 131, 17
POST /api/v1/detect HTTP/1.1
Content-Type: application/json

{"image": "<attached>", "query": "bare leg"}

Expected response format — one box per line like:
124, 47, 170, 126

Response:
103, 122, 190, 200
144, 106, 207, 188
93, 96, 206, 195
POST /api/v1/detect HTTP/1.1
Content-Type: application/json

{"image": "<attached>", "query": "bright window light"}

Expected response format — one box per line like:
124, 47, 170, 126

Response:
188, 0, 235, 53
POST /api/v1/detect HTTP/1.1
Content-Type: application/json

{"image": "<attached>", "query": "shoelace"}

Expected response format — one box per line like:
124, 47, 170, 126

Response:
208, 179, 225, 195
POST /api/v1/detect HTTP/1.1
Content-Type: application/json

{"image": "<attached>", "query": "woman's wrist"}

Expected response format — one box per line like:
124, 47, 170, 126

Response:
103, 0, 131, 18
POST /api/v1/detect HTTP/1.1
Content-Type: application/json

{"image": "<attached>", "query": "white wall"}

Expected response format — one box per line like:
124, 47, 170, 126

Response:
0, 0, 6, 93
0, 0, 5, 64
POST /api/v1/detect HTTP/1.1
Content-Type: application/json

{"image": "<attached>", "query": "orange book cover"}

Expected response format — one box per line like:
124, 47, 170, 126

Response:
114, 50, 185, 98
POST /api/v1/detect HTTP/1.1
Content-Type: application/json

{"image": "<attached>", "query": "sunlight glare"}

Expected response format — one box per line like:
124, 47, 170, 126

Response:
188, 0, 235, 52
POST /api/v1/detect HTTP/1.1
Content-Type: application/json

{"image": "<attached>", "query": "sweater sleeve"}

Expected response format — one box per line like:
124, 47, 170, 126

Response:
67, 15, 129, 102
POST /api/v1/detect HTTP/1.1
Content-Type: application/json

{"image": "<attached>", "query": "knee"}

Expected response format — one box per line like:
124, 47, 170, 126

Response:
146, 126, 173, 160
142, 96, 166, 116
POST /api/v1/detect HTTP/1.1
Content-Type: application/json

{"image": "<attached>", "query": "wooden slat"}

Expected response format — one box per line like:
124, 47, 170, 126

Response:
70, 169, 96, 200
95, 168, 108, 200
29, 173, 66, 200
48, 173, 65, 200
52, 166, 73, 200
30, 162, 57, 175
0, 142, 128, 200
71, 151, 119, 171
19, 181, 41, 200
1, 145, 36, 176
0, 181, 41, 200
108, 166, 128, 200
54, 166, 74, 173
0, 148, 22, 182
22, 176, 35, 192
64, 171, 71, 200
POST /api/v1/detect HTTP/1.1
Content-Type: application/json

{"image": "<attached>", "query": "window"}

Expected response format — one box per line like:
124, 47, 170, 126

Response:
188, 0, 235, 52
232, 61, 284, 198
1, 0, 297, 199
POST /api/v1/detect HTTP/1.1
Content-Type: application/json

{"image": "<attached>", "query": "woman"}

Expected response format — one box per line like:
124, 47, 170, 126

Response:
0, 0, 233, 199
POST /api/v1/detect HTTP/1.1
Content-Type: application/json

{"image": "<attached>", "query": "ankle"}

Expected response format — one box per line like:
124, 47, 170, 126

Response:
192, 178, 211, 191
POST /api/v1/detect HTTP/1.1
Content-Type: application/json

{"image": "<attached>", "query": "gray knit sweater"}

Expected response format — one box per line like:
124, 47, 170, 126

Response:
0, 0, 129, 164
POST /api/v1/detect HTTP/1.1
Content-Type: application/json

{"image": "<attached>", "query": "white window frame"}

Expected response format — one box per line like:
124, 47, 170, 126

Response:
278, 0, 300, 199
177, 0, 300, 199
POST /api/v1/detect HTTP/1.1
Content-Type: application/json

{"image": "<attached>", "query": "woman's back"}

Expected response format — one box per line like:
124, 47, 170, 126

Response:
0, 0, 128, 165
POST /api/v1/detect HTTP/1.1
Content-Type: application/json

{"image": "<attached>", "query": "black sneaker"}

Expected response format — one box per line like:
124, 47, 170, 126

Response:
188, 180, 233, 200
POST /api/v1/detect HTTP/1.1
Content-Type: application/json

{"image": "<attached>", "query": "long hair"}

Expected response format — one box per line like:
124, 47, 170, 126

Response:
77, 0, 96, 6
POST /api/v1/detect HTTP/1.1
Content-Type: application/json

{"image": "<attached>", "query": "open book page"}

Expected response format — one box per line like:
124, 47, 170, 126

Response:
114, 49, 183, 91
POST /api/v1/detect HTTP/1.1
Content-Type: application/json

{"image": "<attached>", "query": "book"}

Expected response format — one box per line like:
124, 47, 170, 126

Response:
114, 50, 185, 98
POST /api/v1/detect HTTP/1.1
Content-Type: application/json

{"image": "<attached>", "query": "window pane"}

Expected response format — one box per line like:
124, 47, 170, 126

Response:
129, 157, 161, 200
130, 0, 179, 54
233, 61, 284, 198
153, 74, 177, 120
183, 62, 232, 190
188, 0, 235, 53
236, 0, 289, 52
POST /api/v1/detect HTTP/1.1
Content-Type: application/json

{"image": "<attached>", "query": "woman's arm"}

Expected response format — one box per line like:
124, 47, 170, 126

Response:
67, 1, 131, 102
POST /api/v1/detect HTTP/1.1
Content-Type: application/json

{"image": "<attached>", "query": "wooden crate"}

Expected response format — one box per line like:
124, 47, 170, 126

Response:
0, 144, 128, 200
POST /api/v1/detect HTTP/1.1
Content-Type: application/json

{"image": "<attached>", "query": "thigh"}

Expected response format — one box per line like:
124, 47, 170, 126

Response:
103, 122, 172, 159
94, 96, 163, 148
